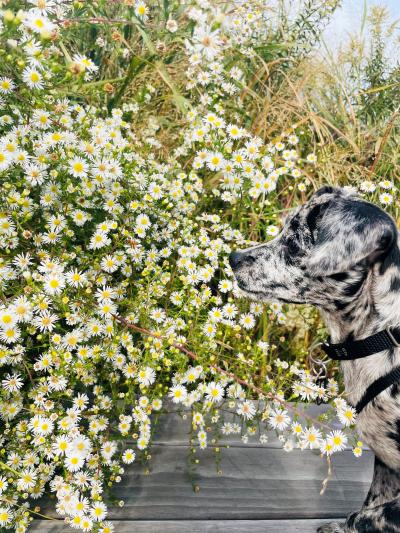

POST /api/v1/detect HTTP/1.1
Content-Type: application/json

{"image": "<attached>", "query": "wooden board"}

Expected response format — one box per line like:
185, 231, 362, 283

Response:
34, 405, 374, 531
151, 404, 347, 448
29, 519, 346, 532
40, 444, 373, 520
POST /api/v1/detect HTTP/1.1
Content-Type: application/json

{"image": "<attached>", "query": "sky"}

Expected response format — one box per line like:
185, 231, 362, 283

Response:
323, 0, 399, 49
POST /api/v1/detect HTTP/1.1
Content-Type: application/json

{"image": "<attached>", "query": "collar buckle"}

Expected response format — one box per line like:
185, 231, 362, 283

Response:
334, 345, 348, 358
322, 341, 348, 359
386, 327, 400, 347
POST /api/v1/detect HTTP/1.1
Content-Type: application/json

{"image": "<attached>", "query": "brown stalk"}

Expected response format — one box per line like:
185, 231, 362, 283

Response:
369, 107, 400, 175
113, 314, 335, 431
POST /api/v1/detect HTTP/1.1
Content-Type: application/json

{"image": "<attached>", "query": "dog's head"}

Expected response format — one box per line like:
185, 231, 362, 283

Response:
230, 186, 398, 308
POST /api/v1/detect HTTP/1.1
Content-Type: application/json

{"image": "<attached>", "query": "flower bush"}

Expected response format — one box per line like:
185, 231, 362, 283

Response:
0, 0, 397, 531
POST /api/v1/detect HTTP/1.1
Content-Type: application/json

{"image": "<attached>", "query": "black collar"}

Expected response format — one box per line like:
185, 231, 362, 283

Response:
322, 326, 400, 414
322, 327, 400, 360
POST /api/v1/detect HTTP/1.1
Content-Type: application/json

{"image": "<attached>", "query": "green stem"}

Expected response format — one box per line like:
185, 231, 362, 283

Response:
0, 460, 20, 477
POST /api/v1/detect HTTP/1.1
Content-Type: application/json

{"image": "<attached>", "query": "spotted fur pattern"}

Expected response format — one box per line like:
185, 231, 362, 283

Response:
229, 186, 400, 532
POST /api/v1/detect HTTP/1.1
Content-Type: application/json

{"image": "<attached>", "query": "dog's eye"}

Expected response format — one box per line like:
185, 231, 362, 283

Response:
282, 239, 300, 256
288, 241, 300, 255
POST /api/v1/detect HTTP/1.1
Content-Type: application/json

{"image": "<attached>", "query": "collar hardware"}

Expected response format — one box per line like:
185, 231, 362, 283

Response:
387, 327, 400, 347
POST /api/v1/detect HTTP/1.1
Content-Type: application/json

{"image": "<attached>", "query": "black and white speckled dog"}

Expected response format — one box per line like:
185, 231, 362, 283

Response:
229, 186, 400, 533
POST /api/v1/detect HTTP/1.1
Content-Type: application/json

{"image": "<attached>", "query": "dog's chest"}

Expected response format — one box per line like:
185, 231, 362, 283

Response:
341, 354, 394, 406
357, 394, 400, 469
341, 353, 400, 469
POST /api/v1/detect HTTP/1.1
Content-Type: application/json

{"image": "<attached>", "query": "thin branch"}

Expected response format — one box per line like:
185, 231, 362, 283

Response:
320, 454, 332, 495
57, 17, 138, 25
114, 315, 334, 431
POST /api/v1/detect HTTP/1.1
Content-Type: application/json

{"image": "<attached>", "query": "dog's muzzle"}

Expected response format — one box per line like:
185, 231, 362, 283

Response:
229, 251, 255, 271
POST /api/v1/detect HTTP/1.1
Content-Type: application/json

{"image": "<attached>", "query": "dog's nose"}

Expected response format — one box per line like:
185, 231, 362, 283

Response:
229, 251, 242, 269
229, 251, 255, 270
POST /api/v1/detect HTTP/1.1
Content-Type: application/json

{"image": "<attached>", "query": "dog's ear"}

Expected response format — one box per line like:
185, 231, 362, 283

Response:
305, 199, 397, 276
312, 185, 337, 198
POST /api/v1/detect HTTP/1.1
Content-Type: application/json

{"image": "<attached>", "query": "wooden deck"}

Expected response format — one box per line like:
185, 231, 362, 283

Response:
31, 407, 374, 532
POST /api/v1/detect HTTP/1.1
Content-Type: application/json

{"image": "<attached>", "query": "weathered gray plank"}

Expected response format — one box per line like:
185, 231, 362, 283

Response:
151, 404, 351, 448
40, 445, 373, 520
29, 519, 344, 532
35, 404, 373, 527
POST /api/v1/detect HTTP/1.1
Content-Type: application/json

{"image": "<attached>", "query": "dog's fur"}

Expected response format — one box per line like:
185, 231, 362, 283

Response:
229, 186, 400, 532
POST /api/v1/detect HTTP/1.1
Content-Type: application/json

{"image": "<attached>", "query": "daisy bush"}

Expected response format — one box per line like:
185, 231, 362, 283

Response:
0, 0, 397, 531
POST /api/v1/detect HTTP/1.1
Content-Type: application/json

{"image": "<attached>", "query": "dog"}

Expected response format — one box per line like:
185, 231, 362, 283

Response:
229, 186, 400, 532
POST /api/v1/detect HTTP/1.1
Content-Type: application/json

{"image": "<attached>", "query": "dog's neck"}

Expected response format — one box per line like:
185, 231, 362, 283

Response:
320, 243, 400, 404
321, 243, 400, 344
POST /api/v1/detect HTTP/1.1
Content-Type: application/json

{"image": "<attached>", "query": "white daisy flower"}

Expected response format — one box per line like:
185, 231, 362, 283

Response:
237, 400, 256, 420
22, 68, 44, 89
122, 449, 136, 465
328, 430, 348, 452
